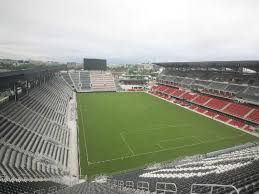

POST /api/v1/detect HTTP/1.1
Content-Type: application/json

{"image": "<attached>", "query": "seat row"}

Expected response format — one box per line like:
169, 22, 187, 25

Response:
158, 75, 259, 106
61, 71, 116, 92
152, 85, 259, 124
112, 144, 259, 194
0, 76, 72, 181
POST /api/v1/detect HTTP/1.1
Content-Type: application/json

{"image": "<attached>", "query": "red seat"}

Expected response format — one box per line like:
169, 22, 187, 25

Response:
189, 105, 197, 109
229, 120, 245, 128
196, 107, 206, 113
244, 125, 254, 132
192, 95, 211, 105
246, 109, 259, 123
223, 103, 252, 117
171, 89, 186, 97
206, 98, 229, 110
182, 92, 198, 101
205, 111, 217, 117
216, 115, 230, 122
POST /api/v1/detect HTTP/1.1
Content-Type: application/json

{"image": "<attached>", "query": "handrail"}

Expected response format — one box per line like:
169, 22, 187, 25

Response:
137, 181, 149, 191
156, 182, 177, 193
190, 183, 239, 194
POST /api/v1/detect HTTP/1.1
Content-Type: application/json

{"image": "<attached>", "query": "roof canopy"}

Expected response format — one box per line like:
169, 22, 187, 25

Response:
153, 60, 259, 72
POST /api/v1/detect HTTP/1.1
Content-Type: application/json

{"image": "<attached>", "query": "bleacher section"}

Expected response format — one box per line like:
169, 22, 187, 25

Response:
151, 84, 259, 130
158, 75, 259, 104
208, 82, 228, 91
0, 76, 72, 190
223, 103, 253, 117
247, 109, 259, 123
61, 70, 116, 92
70, 72, 81, 91
111, 144, 259, 194
240, 86, 259, 104
0, 181, 65, 194
205, 98, 229, 110
225, 84, 247, 94
61, 72, 74, 87
80, 71, 91, 90
54, 181, 143, 194
90, 71, 116, 92
192, 95, 211, 105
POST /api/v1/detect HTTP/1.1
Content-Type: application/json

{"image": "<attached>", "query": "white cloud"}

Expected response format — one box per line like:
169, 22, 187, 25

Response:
0, 0, 259, 63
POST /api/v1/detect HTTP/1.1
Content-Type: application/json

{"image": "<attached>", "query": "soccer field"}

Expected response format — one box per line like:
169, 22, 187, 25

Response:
77, 92, 258, 177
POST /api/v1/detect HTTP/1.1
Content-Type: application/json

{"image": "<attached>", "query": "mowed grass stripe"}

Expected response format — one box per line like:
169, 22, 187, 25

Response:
77, 92, 258, 177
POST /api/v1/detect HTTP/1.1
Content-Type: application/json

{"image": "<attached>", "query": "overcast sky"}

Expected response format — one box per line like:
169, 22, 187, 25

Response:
1, 0, 259, 64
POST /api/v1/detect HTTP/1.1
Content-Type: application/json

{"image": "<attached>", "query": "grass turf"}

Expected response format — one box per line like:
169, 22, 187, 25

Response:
77, 92, 258, 178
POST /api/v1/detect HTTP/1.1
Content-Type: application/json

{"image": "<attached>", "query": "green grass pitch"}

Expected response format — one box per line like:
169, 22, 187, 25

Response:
77, 92, 258, 177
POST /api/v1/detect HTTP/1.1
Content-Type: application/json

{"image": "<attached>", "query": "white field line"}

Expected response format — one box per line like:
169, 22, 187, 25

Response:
120, 132, 135, 155
193, 136, 206, 144
121, 124, 191, 135
78, 97, 90, 165
157, 143, 163, 149
79, 92, 255, 167
158, 136, 203, 149
159, 136, 198, 143
88, 133, 246, 165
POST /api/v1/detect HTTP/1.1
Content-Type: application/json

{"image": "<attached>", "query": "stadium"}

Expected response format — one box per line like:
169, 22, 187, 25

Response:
0, 60, 259, 194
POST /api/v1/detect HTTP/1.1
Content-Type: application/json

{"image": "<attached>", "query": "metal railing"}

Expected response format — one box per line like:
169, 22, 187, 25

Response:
137, 181, 149, 191
156, 182, 177, 193
190, 183, 239, 194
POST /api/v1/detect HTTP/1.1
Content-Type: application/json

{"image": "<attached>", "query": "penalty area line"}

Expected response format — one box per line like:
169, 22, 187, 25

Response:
87, 133, 246, 165
120, 132, 135, 156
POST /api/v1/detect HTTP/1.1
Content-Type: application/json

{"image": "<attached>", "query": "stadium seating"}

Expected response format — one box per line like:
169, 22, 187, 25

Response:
90, 71, 116, 91
246, 109, 259, 123
53, 181, 145, 194
172, 77, 184, 85
61, 72, 74, 87
80, 71, 91, 90
156, 85, 168, 93
111, 144, 259, 194
163, 87, 176, 95
70, 72, 81, 91
229, 120, 246, 128
195, 107, 206, 113
225, 84, 247, 94
158, 75, 259, 104
223, 103, 253, 117
171, 89, 186, 97
205, 110, 217, 117
192, 79, 210, 88
182, 92, 198, 101
208, 81, 228, 91
240, 86, 259, 104
205, 98, 229, 110
189, 105, 197, 110
61, 70, 116, 92
0, 76, 72, 182
243, 86, 259, 97
180, 78, 194, 85
152, 84, 259, 126
192, 95, 211, 105
215, 115, 230, 122
0, 181, 65, 194
244, 125, 254, 132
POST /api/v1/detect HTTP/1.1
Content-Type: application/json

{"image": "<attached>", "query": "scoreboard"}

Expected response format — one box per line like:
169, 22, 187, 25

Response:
83, 58, 107, 71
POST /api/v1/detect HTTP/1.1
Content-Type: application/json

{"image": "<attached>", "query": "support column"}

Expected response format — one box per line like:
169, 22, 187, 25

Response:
14, 83, 18, 102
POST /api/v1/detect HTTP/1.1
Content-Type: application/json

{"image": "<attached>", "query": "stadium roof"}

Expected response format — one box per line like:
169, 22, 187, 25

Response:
153, 60, 259, 71
0, 66, 65, 88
